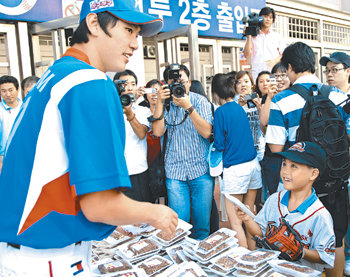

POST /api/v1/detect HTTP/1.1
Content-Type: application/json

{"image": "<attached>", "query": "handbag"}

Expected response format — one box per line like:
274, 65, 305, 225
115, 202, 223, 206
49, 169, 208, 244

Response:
148, 131, 168, 199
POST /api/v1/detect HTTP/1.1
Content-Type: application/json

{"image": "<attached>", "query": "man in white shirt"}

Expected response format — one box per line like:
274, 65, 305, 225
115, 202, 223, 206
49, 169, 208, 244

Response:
243, 7, 286, 80
0, 75, 22, 171
114, 70, 154, 203
320, 52, 350, 95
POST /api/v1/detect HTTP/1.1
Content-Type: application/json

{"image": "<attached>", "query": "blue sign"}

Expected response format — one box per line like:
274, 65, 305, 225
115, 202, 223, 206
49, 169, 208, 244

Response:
143, 0, 266, 39
0, 0, 62, 22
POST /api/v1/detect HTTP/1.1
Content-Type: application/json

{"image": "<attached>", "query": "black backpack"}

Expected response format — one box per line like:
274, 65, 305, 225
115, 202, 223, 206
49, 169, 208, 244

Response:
289, 84, 350, 194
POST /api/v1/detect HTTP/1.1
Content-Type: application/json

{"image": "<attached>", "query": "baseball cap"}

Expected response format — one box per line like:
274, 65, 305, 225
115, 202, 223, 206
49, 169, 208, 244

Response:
274, 142, 326, 175
207, 142, 223, 177
80, 0, 163, 37
320, 52, 350, 67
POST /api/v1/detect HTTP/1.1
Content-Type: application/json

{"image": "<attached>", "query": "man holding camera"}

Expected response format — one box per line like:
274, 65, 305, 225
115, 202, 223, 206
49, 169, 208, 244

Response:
113, 70, 155, 203
243, 7, 286, 80
152, 64, 213, 240
0, 0, 178, 275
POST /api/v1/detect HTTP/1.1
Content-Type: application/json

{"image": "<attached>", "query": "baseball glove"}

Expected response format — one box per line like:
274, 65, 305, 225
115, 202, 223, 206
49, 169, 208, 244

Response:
254, 217, 304, 261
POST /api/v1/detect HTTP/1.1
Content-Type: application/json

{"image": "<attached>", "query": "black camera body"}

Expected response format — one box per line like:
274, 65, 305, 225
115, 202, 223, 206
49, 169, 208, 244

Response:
114, 79, 135, 107
168, 63, 186, 98
242, 12, 263, 36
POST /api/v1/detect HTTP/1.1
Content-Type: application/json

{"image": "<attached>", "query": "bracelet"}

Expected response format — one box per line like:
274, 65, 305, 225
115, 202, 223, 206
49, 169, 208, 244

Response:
185, 106, 195, 115
301, 248, 305, 259
147, 111, 164, 123
127, 113, 136, 122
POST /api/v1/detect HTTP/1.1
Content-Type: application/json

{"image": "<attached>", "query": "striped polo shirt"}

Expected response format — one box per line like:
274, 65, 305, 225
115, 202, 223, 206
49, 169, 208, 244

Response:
164, 91, 213, 181
266, 74, 350, 147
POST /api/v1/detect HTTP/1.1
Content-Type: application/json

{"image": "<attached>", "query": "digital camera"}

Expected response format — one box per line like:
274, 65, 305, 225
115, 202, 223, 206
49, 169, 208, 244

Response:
242, 12, 264, 36
168, 63, 185, 98
114, 79, 135, 107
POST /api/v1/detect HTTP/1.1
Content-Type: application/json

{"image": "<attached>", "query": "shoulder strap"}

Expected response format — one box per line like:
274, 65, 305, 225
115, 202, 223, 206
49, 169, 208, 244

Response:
288, 84, 312, 101
318, 84, 332, 98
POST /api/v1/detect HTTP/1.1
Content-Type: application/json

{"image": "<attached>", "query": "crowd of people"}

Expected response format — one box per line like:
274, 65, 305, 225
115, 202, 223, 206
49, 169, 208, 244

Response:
0, 1, 350, 276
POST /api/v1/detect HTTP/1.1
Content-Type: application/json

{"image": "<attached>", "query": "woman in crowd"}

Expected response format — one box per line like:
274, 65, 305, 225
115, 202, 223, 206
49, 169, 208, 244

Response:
212, 73, 261, 249
139, 79, 162, 166
234, 71, 265, 162
272, 62, 291, 92
255, 71, 271, 102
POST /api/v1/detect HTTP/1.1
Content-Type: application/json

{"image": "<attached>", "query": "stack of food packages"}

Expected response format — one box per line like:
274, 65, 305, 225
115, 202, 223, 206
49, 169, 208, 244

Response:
91, 224, 321, 277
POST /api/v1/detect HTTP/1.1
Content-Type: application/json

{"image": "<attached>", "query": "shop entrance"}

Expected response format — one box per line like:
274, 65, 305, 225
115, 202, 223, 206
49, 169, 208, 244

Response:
0, 23, 20, 81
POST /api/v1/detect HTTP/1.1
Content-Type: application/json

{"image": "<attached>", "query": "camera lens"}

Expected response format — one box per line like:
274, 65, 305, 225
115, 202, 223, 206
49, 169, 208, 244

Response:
173, 85, 185, 98
120, 94, 131, 107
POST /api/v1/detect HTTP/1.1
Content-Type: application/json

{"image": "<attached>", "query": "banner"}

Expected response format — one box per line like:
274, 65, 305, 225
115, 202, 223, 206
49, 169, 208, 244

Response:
143, 0, 266, 39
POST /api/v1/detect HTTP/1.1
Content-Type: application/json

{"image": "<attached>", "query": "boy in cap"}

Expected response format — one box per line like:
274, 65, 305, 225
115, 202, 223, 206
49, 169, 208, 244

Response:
0, 0, 177, 276
320, 52, 350, 94
237, 141, 336, 272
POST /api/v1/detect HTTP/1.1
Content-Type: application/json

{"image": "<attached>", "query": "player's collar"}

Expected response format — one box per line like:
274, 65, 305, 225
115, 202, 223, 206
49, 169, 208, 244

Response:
62, 48, 91, 65
281, 188, 317, 214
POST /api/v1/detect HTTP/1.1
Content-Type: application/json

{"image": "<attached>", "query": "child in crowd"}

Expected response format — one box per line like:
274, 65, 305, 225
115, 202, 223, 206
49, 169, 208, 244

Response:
212, 73, 261, 249
237, 141, 335, 272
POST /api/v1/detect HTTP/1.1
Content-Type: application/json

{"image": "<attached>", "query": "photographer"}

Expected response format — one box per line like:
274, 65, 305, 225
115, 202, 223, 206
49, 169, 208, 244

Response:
113, 70, 155, 203
243, 7, 286, 80
152, 64, 214, 240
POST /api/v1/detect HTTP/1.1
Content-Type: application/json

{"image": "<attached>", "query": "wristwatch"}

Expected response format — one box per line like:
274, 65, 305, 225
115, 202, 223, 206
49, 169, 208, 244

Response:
185, 106, 195, 115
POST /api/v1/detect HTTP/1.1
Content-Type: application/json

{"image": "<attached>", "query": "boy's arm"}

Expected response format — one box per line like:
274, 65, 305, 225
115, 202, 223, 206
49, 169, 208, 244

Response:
243, 216, 263, 237
303, 248, 323, 263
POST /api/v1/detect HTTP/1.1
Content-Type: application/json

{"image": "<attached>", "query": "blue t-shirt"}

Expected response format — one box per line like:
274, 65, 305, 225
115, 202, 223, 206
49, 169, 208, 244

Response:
213, 101, 256, 167
0, 54, 131, 249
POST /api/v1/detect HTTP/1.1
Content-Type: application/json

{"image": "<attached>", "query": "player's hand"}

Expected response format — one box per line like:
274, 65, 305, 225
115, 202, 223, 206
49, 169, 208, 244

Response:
172, 93, 192, 110
149, 204, 178, 236
157, 85, 171, 103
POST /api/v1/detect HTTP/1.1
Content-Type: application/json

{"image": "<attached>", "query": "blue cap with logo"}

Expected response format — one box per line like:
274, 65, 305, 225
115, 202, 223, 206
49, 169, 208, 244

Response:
320, 52, 350, 67
80, 0, 163, 37
275, 142, 326, 174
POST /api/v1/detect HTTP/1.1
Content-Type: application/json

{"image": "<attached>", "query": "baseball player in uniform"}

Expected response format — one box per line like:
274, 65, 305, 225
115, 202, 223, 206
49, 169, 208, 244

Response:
0, 0, 178, 276
238, 142, 335, 272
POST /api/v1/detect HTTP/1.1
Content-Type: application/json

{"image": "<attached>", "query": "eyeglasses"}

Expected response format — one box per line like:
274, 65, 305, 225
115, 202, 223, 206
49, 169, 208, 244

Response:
274, 73, 288, 79
323, 67, 345, 74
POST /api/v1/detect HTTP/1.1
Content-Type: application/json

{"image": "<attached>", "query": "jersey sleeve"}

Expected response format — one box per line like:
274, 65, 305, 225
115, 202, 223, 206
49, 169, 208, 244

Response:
58, 78, 131, 196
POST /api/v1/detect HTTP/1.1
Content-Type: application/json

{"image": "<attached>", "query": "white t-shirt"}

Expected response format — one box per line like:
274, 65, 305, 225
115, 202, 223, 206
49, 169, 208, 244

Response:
124, 104, 151, 175
250, 29, 286, 80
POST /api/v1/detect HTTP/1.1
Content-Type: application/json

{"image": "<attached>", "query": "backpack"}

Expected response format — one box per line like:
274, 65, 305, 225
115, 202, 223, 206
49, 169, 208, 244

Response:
289, 84, 350, 194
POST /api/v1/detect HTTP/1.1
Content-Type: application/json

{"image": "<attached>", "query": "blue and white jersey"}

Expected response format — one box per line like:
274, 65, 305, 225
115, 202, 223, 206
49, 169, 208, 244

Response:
0, 50, 131, 249
255, 190, 335, 270
266, 75, 350, 146
164, 91, 213, 181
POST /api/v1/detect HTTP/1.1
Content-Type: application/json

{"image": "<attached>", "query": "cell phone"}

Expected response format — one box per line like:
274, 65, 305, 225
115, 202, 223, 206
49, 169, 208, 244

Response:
144, 88, 156, 94
269, 74, 277, 85
243, 92, 257, 101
